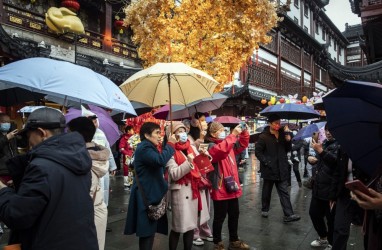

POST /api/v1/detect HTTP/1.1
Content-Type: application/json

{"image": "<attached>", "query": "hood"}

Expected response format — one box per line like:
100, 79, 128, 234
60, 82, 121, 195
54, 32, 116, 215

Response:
30, 132, 92, 175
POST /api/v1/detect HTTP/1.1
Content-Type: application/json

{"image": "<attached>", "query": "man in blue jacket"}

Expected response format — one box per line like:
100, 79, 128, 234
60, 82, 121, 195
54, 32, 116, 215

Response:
0, 107, 98, 250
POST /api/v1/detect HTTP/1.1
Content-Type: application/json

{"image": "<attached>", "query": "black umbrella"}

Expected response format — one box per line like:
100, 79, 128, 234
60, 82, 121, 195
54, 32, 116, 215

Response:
0, 87, 45, 106
323, 80, 382, 177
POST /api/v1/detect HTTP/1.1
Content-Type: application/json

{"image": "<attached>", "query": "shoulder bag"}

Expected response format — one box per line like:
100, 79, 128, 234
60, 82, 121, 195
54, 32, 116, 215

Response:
135, 173, 166, 221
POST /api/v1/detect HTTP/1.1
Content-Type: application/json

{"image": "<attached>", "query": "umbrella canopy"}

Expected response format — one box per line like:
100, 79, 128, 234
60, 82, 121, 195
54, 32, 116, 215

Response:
214, 116, 241, 125
0, 87, 45, 106
0, 57, 136, 115
119, 62, 219, 121
65, 105, 120, 146
323, 80, 382, 177
18, 106, 46, 113
292, 122, 326, 141
153, 94, 227, 120
260, 103, 320, 120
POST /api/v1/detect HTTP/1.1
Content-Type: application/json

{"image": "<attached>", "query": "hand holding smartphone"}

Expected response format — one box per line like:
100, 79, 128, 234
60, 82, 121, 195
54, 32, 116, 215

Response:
345, 180, 372, 196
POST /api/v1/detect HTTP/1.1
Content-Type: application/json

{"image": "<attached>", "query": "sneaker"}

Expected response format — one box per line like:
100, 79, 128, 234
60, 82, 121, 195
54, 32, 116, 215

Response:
324, 245, 332, 250
201, 235, 213, 242
283, 214, 301, 223
261, 211, 269, 218
214, 241, 225, 250
193, 238, 204, 246
124, 186, 130, 191
310, 238, 328, 247
228, 240, 250, 250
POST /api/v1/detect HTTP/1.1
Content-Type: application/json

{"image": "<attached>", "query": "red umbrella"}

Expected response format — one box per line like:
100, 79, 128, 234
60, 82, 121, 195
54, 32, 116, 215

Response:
213, 116, 241, 124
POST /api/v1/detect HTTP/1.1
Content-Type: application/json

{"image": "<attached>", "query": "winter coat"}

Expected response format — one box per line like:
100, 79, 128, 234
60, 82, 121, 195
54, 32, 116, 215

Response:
0, 132, 98, 250
207, 131, 249, 201
312, 139, 340, 201
124, 139, 175, 237
119, 133, 134, 169
167, 144, 210, 233
0, 133, 17, 176
86, 142, 109, 250
255, 126, 292, 181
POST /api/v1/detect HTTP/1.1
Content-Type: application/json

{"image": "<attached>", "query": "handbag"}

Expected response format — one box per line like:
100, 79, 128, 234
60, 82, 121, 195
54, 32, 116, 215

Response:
193, 154, 214, 175
198, 175, 212, 189
224, 175, 239, 193
135, 173, 166, 221
223, 155, 239, 193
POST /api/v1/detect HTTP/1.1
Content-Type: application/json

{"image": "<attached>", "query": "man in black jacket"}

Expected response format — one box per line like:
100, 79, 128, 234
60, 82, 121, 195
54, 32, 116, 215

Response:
255, 114, 300, 223
0, 107, 98, 250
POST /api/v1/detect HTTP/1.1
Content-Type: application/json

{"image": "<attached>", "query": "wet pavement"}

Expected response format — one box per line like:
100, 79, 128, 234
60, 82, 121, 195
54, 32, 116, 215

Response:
0, 153, 364, 250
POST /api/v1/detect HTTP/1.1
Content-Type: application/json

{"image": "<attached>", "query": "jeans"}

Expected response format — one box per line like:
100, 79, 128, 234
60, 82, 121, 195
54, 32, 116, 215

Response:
212, 198, 239, 244
261, 179, 294, 216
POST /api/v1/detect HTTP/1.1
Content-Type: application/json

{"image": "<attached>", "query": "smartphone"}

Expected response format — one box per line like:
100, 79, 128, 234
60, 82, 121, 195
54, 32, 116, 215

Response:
345, 180, 372, 196
240, 122, 246, 130
198, 143, 209, 152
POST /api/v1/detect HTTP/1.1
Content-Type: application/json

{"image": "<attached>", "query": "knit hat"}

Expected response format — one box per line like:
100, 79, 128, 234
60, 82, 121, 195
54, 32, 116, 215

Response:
267, 114, 281, 123
209, 121, 224, 134
166, 121, 187, 136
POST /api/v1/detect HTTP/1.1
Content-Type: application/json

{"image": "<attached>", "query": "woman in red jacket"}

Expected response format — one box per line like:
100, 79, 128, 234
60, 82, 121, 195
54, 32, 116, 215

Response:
119, 126, 135, 190
205, 121, 250, 250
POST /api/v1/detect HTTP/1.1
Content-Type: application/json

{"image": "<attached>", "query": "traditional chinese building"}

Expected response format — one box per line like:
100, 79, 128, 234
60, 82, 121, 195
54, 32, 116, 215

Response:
214, 0, 350, 117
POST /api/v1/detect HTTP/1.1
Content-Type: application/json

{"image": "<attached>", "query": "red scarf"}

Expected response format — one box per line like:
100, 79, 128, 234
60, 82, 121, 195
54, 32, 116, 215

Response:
173, 140, 202, 210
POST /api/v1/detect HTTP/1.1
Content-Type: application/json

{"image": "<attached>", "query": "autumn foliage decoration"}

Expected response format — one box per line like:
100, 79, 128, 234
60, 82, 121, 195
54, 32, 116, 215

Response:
124, 0, 279, 91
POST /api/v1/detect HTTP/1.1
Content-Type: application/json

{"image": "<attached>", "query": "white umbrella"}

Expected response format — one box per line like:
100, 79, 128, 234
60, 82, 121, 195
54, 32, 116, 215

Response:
119, 62, 219, 121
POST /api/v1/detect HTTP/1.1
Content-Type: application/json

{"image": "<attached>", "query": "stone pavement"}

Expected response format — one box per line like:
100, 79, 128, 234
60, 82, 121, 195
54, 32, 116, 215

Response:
0, 153, 364, 250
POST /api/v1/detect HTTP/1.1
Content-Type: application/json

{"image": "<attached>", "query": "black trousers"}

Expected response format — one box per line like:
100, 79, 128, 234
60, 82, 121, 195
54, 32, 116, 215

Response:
139, 235, 155, 250
332, 193, 363, 250
212, 198, 239, 244
288, 162, 302, 185
309, 196, 335, 244
261, 179, 294, 216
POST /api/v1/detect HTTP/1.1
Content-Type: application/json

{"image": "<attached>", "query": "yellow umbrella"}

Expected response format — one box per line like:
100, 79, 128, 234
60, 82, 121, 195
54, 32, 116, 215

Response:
119, 62, 219, 121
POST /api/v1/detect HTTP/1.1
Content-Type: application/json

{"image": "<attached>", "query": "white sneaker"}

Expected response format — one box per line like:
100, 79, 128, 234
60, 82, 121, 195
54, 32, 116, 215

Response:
201, 235, 213, 242
311, 238, 328, 247
193, 238, 204, 246
324, 245, 332, 250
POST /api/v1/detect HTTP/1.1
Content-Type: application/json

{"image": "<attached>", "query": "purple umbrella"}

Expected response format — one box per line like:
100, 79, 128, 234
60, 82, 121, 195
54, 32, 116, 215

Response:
65, 105, 120, 146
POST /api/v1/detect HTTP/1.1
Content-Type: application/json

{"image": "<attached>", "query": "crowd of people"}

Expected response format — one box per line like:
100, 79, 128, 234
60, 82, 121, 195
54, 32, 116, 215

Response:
0, 108, 381, 250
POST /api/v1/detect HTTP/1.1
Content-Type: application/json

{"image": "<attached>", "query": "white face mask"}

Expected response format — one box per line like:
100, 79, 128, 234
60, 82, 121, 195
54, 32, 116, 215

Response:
178, 132, 188, 143
217, 131, 226, 139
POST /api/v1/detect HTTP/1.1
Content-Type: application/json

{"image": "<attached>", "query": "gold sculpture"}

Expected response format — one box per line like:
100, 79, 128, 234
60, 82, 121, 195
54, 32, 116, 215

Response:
45, 7, 85, 34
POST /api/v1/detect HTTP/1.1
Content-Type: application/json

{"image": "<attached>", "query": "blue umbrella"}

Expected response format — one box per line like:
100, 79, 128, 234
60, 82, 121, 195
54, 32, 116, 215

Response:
323, 80, 382, 177
0, 57, 136, 115
292, 122, 326, 141
260, 103, 320, 120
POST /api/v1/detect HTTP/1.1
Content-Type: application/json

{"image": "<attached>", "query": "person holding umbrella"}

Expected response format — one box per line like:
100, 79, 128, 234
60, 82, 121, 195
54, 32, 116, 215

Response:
255, 114, 300, 223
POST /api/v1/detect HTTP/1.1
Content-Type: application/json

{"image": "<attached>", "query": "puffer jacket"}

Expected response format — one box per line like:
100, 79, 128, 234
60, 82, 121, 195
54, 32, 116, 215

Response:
312, 139, 339, 201
207, 131, 249, 201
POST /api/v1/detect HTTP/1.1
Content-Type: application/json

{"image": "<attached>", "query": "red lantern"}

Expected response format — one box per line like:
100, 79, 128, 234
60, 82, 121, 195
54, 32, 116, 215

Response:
279, 98, 285, 103
61, 0, 80, 12
261, 99, 267, 105
114, 20, 125, 34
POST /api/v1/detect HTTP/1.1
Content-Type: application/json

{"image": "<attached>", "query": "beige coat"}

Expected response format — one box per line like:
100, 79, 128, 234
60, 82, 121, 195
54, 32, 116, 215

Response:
87, 143, 109, 250
167, 147, 210, 233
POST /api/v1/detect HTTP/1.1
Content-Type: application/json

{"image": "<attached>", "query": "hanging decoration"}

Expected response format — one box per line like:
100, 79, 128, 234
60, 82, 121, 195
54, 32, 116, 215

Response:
261, 99, 267, 105
60, 0, 80, 12
124, 0, 280, 92
114, 15, 125, 34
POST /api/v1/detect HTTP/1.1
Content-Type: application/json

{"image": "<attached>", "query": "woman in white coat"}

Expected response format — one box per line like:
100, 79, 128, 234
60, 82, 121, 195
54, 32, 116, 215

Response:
166, 122, 210, 250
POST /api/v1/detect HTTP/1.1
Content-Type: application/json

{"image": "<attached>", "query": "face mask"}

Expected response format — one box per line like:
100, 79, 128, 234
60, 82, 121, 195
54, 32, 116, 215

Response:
217, 131, 226, 139
178, 132, 188, 143
0, 123, 11, 132
271, 124, 281, 131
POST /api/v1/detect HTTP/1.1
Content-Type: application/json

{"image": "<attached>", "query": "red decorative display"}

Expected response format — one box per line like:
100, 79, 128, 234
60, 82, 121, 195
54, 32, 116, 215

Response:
61, 0, 80, 12
125, 109, 165, 135
114, 20, 125, 34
